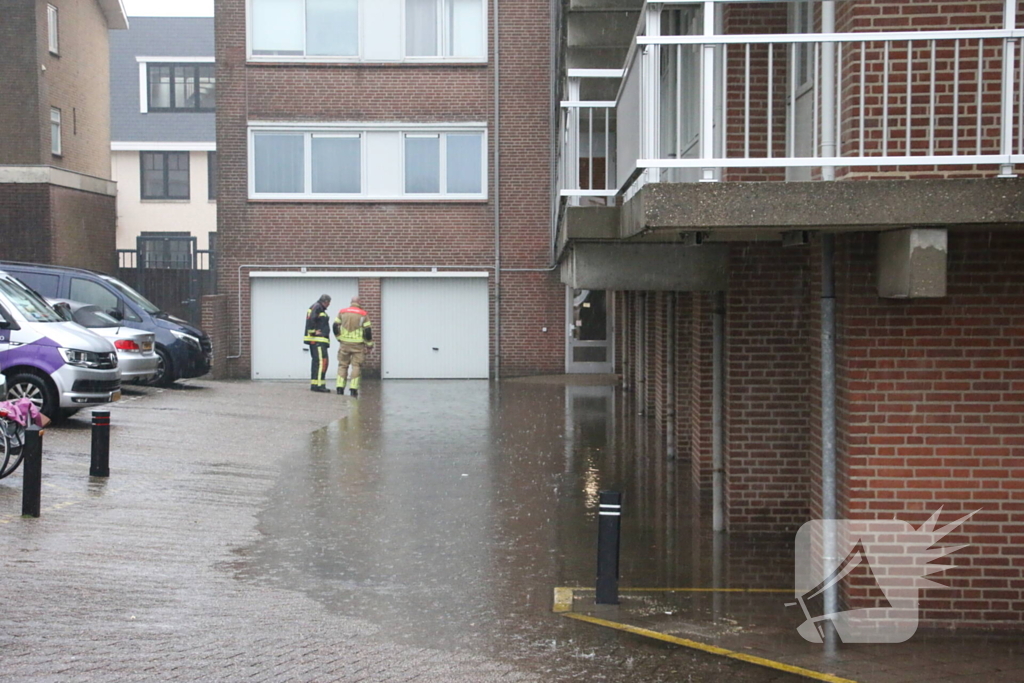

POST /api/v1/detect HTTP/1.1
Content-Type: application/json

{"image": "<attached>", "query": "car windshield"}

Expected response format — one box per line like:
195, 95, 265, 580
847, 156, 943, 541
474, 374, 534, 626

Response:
0, 278, 64, 323
100, 275, 161, 315
72, 305, 121, 328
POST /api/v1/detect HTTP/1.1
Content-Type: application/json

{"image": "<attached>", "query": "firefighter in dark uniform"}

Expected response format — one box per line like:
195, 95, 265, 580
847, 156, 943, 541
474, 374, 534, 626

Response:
304, 294, 332, 392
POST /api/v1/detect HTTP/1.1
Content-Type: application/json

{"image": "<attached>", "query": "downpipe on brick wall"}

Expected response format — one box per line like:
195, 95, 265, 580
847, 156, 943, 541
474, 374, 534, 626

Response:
821, 234, 838, 651
666, 293, 677, 460
712, 290, 725, 533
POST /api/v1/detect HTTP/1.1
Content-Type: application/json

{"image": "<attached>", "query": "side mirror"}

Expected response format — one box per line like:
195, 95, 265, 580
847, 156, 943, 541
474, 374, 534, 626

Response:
0, 319, 9, 330
107, 308, 124, 321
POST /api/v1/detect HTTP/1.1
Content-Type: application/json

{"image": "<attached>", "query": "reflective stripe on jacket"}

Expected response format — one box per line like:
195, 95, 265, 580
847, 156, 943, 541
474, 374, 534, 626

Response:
333, 306, 373, 346
303, 301, 331, 344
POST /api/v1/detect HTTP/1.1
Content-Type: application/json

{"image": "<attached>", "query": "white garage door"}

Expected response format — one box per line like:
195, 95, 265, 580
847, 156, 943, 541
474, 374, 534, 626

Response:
250, 276, 358, 379
381, 277, 489, 379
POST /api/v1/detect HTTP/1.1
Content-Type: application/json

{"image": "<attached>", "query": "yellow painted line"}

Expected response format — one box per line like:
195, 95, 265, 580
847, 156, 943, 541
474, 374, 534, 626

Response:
557, 586, 792, 594
562, 612, 857, 683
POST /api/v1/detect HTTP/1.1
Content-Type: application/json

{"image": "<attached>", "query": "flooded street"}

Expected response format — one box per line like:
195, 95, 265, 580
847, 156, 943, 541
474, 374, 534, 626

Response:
240, 379, 798, 681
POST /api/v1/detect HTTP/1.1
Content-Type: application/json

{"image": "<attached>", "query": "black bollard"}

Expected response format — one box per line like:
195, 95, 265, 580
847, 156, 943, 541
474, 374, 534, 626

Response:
596, 490, 622, 605
90, 410, 110, 478
21, 425, 42, 518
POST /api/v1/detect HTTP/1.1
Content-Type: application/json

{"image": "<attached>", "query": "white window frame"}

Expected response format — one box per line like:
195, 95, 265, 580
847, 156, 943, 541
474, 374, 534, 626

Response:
47, 4, 59, 55
50, 108, 62, 156
248, 122, 488, 201
245, 0, 488, 64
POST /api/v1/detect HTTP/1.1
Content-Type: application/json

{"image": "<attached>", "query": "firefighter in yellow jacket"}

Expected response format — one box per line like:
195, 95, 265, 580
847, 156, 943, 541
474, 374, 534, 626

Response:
304, 294, 332, 393
333, 296, 373, 398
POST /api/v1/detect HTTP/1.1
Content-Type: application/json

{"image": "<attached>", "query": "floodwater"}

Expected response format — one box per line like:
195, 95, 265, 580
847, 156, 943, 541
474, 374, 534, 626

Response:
239, 379, 797, 680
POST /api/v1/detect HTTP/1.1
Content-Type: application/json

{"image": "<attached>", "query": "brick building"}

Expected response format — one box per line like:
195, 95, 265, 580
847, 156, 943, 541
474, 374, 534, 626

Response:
213, 0, 566, 381
558, 0, 1024, 629
0, 0, 127, 272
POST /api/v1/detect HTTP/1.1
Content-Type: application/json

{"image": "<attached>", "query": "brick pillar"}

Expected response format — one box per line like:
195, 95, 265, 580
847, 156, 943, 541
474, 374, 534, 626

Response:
358, 278, 381, 378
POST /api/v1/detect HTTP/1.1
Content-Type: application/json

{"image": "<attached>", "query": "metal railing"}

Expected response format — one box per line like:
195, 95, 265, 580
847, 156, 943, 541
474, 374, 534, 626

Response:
557, 0, 1024, 202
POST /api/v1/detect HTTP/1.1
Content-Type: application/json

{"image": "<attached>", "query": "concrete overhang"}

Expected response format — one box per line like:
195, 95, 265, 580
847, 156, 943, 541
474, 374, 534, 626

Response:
98, 0, 129, 30
561, 242, 729, 292
619, 178, 1024, 239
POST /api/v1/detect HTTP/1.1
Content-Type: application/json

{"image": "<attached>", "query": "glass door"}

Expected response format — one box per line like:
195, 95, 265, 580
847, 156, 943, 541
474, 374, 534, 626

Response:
566, 287, 613, 374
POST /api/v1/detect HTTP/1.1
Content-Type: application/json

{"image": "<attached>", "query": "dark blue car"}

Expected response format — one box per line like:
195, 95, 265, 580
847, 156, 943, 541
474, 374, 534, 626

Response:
0, 262, 211, 386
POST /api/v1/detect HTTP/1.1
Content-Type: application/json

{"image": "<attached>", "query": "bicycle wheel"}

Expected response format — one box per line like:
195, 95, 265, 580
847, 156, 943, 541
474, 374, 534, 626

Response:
0, 420, 12, 479
0, 419, 24, 480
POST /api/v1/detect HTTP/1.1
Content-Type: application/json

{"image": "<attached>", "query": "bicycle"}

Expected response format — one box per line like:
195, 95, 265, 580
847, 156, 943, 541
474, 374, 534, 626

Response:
0, 411, 27, 479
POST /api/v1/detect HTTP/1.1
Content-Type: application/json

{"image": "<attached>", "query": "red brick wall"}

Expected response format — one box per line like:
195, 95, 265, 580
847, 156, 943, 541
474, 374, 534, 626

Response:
726, 244, 814, 533
0, 184, 50, 263
690, 292, 714, 493
201, 294, 230, 379
0, 0, 41, 164
215, 0, 562, 378
356, 278, 381, 378
836, 230, 1024, 628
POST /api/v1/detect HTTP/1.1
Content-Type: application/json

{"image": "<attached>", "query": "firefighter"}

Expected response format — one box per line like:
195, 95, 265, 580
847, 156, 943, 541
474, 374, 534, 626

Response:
304, 294, 332, 393
333, 296, 373, 398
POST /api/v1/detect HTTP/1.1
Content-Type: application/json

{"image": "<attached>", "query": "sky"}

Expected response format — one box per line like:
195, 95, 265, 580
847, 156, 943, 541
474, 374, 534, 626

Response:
123, 0, 214, 17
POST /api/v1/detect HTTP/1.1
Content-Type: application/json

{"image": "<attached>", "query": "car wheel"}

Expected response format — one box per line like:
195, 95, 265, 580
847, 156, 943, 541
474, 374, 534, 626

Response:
7, 371, 58, 420
149, 347, 175, 387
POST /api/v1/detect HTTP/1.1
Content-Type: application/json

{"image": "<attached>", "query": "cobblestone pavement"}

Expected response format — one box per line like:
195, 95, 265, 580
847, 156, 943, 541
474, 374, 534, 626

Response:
0, 380, 797, 682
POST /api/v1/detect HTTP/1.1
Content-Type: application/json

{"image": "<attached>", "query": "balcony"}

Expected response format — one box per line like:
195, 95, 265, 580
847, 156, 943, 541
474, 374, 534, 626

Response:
556, 0, 1024, 254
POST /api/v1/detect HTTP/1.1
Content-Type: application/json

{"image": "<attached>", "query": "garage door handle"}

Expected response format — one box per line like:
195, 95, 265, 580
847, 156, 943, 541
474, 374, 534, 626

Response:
432, 347, 439, 351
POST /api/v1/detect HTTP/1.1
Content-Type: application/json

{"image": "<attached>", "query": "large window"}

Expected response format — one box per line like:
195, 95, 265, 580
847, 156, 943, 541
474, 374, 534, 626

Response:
250, 126, 486, 200
141, 151, 190, 200
148, 63, 216, 111
249, 0, 485, 61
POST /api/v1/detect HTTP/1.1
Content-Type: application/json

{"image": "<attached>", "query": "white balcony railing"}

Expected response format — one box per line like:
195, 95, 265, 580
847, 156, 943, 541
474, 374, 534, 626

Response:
558, 0, 1024, 204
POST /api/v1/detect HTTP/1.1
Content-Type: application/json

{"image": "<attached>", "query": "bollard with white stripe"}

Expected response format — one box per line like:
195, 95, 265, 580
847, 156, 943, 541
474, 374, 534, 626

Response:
596, 490, 622, 605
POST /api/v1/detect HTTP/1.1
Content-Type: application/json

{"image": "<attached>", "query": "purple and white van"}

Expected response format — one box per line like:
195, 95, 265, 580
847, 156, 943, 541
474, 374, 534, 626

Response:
0, 271, 120, 419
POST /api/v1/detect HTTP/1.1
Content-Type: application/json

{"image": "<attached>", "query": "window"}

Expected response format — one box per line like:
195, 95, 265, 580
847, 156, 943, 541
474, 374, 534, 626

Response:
250, 126, 486, 199
148, 63, 215, 111
141, 151, 190, 200
404, 132, 482, 195
47, 4, 59, 54
50, 108, 61, 156
70, 278, 121, 316
138, 233, 195, 270
249, 0, 484, 61
406, 0, 484, 58
207, 151, 218, 200
792, 0, 814, 88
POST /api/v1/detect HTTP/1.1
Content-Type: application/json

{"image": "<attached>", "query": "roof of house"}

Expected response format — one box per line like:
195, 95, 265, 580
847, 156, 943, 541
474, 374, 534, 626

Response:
99, 0, 129, 30
109, 17, 215, 144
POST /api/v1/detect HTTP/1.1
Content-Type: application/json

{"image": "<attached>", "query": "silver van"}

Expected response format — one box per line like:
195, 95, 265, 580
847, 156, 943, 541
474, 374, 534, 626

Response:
0, 272, 121, 419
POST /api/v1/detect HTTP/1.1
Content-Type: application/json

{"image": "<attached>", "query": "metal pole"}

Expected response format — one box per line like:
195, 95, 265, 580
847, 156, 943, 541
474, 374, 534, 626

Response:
90, 410, 111, 478
712, 291, 726, 532
821, 233, 838, 647
21, 425, 42, 518
666, 293, 677, 460
821, 1, 837, 180
999, 0, 1018, 177
596, 490, 622, 604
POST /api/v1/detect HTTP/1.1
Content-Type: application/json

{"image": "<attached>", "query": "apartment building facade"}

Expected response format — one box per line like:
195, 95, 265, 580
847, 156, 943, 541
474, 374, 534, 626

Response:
109, 16, 217, 267
213, 0, 565, 381
558, 0, 1024, 629
0, 0, 127, 271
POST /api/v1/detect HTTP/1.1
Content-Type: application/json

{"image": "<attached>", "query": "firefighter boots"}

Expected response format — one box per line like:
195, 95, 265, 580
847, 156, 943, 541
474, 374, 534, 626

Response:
350, 389, 358, 398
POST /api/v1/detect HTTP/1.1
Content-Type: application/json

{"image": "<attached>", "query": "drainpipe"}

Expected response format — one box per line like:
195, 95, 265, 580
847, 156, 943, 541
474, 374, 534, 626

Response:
712, 290, 725, 532
622, 294, 631, 391
637, 293, 646, 415
821, 1, 836, 180
493, 0, 502, 380
666, 293, 677, 459
821, 233, 838, 642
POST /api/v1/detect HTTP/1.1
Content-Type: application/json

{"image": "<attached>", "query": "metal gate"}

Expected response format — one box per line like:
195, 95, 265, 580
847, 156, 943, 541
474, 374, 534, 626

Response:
115, 234, 216, 326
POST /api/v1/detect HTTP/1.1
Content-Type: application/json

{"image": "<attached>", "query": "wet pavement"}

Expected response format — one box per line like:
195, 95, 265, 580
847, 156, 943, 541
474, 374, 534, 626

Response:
0, 377, 1016, 681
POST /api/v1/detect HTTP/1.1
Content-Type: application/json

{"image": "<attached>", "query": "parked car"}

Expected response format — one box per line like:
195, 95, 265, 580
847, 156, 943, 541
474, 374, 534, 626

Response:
0, 262, 211, 386
49, 299, 159, 384
0, 271, 121, 419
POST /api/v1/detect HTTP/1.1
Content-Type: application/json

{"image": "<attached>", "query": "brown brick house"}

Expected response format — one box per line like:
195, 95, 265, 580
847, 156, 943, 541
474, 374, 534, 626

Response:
0, 0, 127, 272
213, 0, 566, 381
